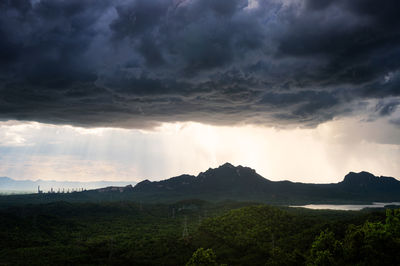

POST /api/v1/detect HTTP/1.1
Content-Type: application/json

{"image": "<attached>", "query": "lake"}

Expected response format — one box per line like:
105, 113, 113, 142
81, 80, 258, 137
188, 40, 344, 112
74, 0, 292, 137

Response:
291, 202, 400, 211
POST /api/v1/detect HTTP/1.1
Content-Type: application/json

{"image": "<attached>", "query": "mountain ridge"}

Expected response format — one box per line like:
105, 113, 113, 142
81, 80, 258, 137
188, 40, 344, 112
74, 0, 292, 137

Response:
2, 163, 400, 205
124, 163, 400, 203
133, 163, 400, 189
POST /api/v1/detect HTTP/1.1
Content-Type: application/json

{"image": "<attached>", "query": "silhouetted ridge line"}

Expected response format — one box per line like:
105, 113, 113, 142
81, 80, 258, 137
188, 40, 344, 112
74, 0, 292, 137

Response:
2, 164, 400, 205
124, 164, 400, 203
341, 171, 399, 186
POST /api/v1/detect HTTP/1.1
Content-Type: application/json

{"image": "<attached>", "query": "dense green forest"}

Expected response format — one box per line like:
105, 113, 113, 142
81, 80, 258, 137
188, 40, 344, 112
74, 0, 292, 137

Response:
0, 199, 399, 265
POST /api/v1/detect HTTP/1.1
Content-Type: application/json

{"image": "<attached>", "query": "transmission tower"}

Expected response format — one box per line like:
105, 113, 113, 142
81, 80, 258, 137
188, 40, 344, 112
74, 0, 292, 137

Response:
182, 216, 189, 238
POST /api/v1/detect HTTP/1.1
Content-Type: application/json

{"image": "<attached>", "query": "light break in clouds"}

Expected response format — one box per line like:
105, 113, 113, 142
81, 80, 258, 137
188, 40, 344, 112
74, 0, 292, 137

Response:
0, 117, 399, 183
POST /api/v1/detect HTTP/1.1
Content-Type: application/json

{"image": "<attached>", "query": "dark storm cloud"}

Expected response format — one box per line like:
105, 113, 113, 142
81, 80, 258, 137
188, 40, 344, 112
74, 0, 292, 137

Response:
375, 99, 399, 117
0, 0, 399, 128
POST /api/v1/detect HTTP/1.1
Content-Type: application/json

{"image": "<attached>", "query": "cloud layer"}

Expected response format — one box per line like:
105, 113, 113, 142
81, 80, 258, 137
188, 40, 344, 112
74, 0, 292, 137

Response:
1, 0, 400, 128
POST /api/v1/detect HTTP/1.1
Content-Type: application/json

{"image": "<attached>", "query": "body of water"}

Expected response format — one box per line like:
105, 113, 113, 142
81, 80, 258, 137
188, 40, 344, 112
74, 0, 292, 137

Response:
291, 202, 400, 211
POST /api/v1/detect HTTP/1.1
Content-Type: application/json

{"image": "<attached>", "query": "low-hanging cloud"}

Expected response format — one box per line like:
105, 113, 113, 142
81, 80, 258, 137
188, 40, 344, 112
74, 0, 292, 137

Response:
1, 0, 399, 128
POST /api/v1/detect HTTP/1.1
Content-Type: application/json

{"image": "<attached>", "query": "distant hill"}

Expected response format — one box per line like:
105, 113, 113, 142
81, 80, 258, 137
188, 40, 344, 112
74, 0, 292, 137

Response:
1, 163, 400, 206
133, 163, 270, 195
0, 177, 136, 194
128, 163, 400, 203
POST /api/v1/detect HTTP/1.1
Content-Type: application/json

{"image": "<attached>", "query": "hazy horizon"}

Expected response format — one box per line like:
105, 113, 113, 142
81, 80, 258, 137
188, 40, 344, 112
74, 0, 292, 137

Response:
1, 155, 399, 185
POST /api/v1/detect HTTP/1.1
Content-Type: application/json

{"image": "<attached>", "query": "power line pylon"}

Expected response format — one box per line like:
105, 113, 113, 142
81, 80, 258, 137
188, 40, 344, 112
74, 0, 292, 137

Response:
182, 216, 189, 238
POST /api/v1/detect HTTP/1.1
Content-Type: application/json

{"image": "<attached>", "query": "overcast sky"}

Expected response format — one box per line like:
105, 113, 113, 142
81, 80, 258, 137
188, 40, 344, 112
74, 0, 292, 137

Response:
0, 0, 399, 182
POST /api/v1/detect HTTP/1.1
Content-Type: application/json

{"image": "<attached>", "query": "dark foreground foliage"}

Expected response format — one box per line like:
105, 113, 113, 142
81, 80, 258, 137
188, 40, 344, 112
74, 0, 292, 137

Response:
0, 200, 398, 265
308, 209, 400, 266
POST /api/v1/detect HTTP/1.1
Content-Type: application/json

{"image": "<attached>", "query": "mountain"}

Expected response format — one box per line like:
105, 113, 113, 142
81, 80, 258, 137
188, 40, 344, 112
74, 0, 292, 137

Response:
0, 177, 136, 194
2, 163, 400, 205
133, 163, 270, 195
337, 171, 400, 197
340, 171, 400, 188
128, 163, 400, 203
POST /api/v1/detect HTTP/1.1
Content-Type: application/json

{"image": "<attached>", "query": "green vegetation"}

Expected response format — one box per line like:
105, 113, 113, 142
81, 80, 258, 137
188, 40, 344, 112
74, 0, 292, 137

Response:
0, 200, 398, 265
308, 209, 400, 266
186, 248, 219, 266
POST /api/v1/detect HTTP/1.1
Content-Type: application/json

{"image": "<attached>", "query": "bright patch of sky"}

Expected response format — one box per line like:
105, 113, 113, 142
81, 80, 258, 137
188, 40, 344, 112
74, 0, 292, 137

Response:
0, 115, 400, 183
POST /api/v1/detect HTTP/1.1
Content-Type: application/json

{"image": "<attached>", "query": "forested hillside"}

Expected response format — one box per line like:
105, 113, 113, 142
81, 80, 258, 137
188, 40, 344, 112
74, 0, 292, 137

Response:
0, 200, 398, 265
